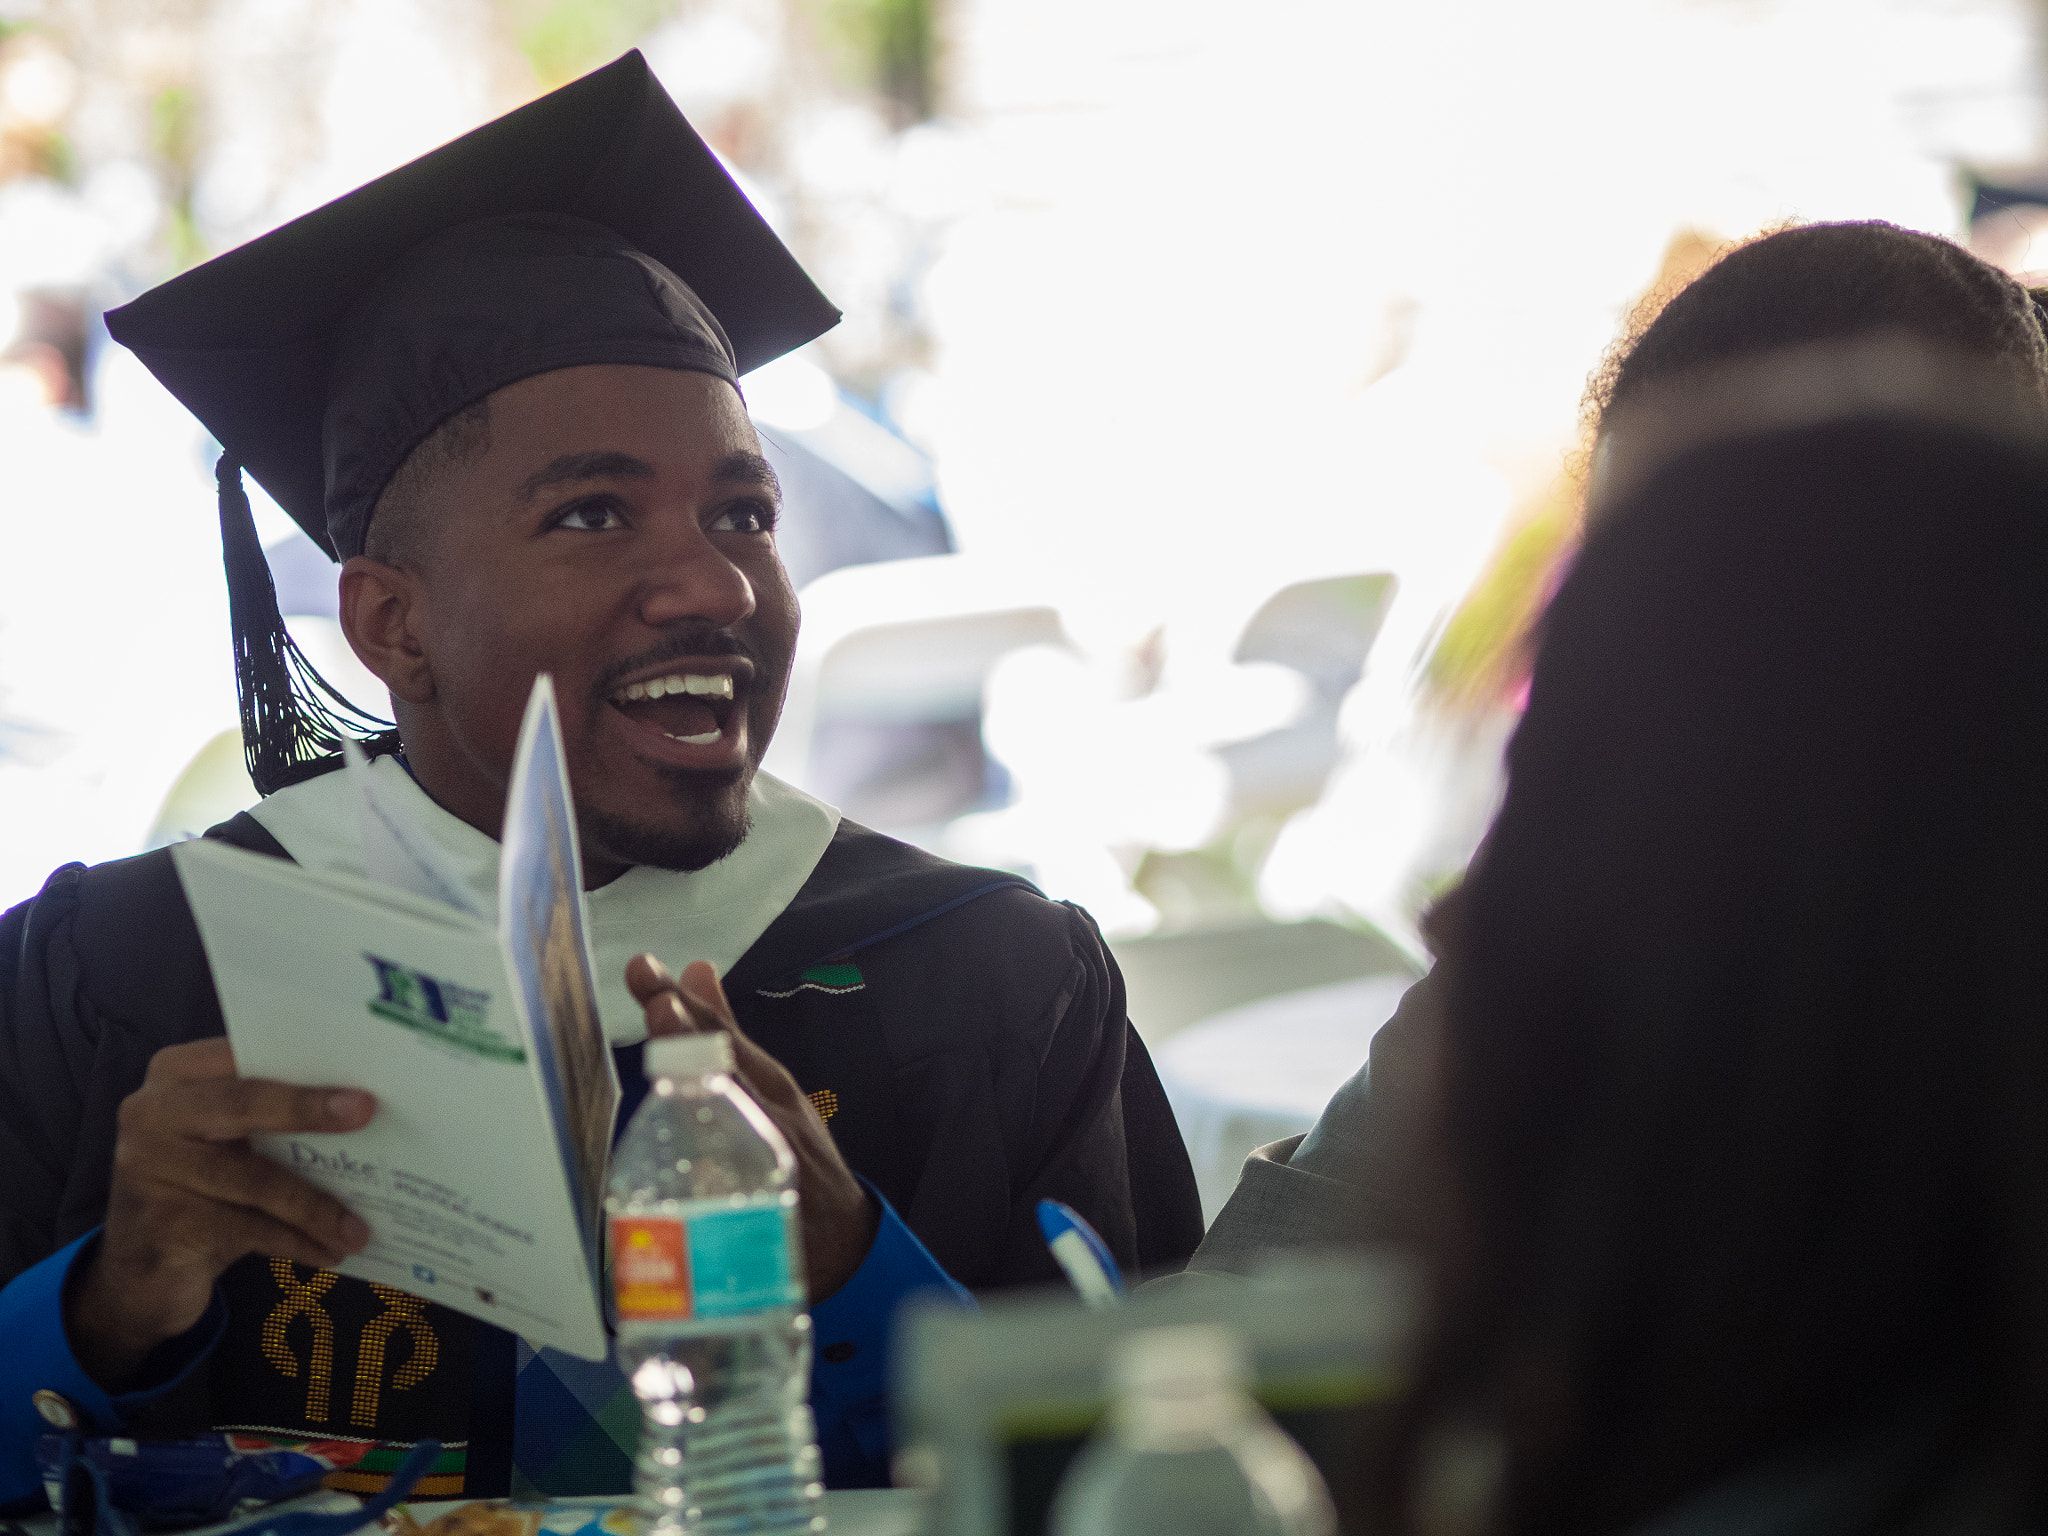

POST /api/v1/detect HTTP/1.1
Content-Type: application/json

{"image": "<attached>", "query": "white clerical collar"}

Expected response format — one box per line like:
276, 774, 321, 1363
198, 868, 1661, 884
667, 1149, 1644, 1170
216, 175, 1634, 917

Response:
249, 755, 841, 1046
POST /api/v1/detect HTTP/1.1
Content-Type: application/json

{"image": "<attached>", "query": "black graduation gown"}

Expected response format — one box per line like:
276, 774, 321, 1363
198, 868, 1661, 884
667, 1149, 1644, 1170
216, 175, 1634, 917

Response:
0, 806, 1202, 1491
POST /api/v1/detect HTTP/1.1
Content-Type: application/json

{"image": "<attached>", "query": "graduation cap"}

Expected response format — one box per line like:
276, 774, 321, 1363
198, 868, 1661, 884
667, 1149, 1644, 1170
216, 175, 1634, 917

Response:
104, 50, 840, 796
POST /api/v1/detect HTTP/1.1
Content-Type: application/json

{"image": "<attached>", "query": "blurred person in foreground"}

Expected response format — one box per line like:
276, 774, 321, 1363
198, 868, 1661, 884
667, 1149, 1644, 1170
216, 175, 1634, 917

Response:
0, 54, 1200, 1510
1186, 219, 2048, 1275
1384, 340, 2048, 1536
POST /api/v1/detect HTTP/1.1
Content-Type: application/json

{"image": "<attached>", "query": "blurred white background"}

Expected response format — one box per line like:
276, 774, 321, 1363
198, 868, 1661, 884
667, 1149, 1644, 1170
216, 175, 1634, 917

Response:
4, 1, 2046, 1107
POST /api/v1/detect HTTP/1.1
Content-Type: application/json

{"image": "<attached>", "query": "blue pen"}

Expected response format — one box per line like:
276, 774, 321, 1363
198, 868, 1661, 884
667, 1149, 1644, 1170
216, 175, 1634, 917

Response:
1037, 1198, 1125, 1307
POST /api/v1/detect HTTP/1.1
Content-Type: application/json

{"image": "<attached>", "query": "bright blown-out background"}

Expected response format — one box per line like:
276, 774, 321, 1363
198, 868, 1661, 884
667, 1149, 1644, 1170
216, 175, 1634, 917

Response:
6, 0, 2048, 1213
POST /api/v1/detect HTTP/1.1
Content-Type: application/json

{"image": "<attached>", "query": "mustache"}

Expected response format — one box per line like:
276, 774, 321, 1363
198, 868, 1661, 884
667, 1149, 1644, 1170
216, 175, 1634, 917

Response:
589, 631, 755, 700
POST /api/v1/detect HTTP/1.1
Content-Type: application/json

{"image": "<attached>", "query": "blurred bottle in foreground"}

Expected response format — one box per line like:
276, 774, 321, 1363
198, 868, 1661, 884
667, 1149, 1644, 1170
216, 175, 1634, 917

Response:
1051, 1323, 1336, 1536
608, 1031, 827, 1536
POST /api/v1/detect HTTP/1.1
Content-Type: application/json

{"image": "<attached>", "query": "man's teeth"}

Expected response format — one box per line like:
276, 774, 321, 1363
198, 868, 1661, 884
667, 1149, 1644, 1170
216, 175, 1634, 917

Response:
614, 671, 733, 745
617, 672, 735, 703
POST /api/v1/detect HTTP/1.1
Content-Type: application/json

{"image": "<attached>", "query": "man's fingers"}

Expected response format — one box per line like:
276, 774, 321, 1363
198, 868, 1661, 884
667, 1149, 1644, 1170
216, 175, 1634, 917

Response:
625, 952, 675, 1006
632, 956, 746, 1049
676, 964, 806, 1108
141, 1075, 375, 1141
644, 991, 694, 1040
632, 957, 746, 1040
628, 957, 815, 1119
623, 965, 865, 1296
632, 955, 710, 1042
148, 1141, 371, 1259
145, 1037, 238, 1084
675, 961, 738, 1027
215, 1204, 359, 1273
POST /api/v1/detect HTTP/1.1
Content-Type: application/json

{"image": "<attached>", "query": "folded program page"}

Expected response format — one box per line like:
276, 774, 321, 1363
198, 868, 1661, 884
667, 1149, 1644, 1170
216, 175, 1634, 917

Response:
173, 677, 618, 1360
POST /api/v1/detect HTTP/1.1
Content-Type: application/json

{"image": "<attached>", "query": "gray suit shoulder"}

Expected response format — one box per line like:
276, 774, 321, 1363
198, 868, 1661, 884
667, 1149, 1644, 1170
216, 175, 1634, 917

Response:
1182, 963, 1445, 1276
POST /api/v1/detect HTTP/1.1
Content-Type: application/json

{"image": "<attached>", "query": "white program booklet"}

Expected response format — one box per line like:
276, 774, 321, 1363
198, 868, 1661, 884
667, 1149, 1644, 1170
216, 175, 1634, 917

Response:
172, 676, 620, 1360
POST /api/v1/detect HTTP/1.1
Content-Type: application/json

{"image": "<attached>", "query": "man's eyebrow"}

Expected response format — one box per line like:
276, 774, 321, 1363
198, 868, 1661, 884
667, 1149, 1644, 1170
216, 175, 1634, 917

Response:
711, 450, 781, 499
515, 451, 656, 503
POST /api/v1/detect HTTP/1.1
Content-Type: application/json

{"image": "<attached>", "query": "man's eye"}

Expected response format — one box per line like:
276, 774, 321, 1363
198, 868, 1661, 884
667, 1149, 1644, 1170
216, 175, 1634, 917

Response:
710, 500, 778, 536
551, 499, 626, 532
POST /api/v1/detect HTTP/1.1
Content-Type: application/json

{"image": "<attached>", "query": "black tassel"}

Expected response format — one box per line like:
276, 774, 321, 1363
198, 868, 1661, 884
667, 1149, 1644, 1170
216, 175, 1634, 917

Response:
217, 454, 398, 795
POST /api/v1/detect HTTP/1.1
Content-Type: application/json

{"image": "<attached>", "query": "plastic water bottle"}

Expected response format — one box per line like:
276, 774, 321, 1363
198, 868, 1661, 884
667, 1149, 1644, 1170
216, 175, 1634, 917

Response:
608, 1031, 826, 1536
1050, 1324, 1335, 1536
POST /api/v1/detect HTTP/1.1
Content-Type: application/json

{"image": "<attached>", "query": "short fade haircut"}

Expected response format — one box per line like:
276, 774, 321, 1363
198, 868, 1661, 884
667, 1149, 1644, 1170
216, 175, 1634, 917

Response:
361, 397, 494, 568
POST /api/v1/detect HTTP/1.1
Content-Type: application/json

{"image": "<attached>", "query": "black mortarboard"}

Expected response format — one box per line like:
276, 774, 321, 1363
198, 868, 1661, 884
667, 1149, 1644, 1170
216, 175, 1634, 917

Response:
104, 50, 840, 795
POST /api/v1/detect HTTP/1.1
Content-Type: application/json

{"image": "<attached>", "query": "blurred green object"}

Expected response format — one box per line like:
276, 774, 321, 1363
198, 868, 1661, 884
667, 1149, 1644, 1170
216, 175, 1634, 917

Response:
144, 728, 259, 851
151, 82, 205, 269
1421, 476, 1580, 712
815, 0, 938, 122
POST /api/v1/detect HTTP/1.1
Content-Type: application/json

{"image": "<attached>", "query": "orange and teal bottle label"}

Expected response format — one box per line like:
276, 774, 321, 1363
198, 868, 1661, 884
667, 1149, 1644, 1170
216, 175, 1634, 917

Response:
611, 1205, 801, 1322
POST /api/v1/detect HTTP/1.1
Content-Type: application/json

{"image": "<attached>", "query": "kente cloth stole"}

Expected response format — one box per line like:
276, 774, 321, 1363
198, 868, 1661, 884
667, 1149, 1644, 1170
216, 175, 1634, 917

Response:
209, 1257, 473, 1496
208, 1257, 642, 1497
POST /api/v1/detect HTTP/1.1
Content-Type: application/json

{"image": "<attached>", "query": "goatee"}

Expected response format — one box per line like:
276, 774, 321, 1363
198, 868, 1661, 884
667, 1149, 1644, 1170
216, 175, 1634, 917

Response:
583, 766, 753, 873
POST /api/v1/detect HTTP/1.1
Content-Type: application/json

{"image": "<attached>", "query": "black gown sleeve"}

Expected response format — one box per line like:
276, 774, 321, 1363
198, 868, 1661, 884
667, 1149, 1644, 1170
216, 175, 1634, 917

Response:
1, 865, 109, 1288
796, 887, 1203, 1292
1, 821, 272, 1288
988, 900, 1202, 1284
1117, 1023, 1205, 1275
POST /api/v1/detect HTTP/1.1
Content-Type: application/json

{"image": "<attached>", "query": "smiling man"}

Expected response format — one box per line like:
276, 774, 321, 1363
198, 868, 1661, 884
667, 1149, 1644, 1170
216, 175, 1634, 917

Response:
0, 55, 1201, 1512
349, 368, 794, 883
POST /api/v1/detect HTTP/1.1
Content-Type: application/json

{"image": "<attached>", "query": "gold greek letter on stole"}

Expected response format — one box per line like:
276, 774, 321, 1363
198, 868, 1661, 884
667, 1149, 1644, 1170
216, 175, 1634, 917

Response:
350, 1284, 439, 1427
262, 1260, 338, 1421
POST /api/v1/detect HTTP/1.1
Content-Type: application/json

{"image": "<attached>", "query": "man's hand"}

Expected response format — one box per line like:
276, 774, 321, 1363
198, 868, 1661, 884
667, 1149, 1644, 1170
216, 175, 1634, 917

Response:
66, 1038, 375, 1388
626, 955, 879, 1300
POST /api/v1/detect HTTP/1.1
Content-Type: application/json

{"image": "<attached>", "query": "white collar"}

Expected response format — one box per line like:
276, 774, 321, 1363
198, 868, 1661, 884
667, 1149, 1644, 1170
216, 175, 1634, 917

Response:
248, 756, 841, 1046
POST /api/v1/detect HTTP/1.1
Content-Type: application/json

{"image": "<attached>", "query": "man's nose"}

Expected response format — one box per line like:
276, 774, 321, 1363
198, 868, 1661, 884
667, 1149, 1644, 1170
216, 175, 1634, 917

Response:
637, 528, 756, 631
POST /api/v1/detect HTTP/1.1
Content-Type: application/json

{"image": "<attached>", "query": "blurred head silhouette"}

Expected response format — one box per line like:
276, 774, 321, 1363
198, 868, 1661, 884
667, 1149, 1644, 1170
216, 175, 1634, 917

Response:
1404, 349, 2048, 1536
1466, 224, 2046, 713
1590, 222, 2048, 437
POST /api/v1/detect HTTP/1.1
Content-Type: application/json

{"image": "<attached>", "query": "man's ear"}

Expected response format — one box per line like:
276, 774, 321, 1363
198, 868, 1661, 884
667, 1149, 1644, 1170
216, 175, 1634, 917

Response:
339, 556, 434, 705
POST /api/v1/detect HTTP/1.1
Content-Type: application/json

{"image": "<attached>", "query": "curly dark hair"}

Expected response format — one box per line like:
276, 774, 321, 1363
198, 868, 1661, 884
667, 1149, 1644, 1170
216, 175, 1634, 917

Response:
1586, 222, 2048, 432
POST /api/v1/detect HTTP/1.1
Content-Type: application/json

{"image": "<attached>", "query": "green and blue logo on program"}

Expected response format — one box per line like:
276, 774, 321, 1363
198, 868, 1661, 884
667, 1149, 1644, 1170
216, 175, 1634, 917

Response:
363, 953, 523, 1062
